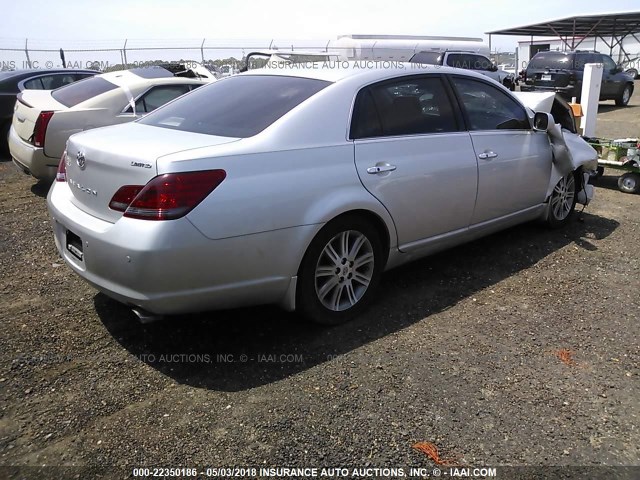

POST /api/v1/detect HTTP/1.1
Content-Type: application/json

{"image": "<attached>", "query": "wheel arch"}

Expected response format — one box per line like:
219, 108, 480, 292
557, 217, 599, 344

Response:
280, 207, 393, 312
297, 208, 392, 276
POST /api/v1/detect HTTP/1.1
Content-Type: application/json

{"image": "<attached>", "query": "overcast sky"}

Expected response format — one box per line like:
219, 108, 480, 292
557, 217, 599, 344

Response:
3, 0, 638, 47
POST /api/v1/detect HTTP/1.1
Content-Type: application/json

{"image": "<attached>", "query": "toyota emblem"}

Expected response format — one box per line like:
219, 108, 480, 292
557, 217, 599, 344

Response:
76, 151, 86, 170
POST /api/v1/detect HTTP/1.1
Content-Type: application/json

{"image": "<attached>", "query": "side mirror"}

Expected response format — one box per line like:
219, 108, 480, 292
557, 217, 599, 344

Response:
533, 112, 553, 132
490, 64, 498, 72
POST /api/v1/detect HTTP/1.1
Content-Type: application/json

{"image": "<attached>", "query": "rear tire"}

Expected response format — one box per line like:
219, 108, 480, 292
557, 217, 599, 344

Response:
615, 84, 632, 106
296, 216, 384, 325
618, 173, 640, 194
546, 172, 578, 228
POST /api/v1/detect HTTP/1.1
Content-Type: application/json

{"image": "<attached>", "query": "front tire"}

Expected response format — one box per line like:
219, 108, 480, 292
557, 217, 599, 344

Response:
618, 173, 640, 194
615, 84, 632, 106
546, 172, 578, 228
297, 216, 384, 325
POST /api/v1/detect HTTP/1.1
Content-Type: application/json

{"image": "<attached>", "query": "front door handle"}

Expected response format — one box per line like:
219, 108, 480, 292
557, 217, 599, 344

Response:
478, 151, 498, 160
367, 164, 397, 174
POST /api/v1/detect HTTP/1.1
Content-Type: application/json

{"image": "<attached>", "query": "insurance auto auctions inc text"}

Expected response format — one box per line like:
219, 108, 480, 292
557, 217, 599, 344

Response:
194, 466, 497, 478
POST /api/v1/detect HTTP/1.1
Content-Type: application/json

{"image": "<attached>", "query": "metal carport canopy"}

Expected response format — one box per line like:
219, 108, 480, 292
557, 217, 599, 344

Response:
486, 11, 640, 59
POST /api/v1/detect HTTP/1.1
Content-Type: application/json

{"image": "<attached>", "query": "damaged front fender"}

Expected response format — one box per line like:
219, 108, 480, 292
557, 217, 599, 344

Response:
514, 91, 598, 206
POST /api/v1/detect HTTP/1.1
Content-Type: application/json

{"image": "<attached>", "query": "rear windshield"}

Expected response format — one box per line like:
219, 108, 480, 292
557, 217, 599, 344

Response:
409, 52, 442, 65
528, 53, 574, 70
51, 76, 118, 107
139, 75, 331, 138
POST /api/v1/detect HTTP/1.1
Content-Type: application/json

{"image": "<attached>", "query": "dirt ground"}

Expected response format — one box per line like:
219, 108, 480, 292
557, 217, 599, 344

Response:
0, 87, 639, 479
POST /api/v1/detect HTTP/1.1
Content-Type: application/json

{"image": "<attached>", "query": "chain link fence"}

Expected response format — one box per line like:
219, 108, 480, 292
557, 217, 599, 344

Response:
0, 38, 518, 73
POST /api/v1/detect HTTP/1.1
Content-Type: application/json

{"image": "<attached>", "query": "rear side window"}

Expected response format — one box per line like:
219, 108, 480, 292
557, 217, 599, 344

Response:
409, 51, 442, 65
23, 77, 45, 90
52, 76, 118, 107
601, 55, 617, 71
528, 53, 574, 70
126, 84, 197, 114
451, 77, 530, 130
140, 75, 330, 138
446, 54, 493, 71
351, 76, 458, 139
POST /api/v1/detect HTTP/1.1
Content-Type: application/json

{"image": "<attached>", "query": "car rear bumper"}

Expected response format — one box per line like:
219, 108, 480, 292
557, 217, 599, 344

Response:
520, 84, 577, 99
47, 181, 317, 315
8, 125, 57, 180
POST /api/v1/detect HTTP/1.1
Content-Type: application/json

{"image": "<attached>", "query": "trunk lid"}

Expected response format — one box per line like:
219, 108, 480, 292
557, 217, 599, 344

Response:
65, 122, 239, 223
12, 90, 67, 143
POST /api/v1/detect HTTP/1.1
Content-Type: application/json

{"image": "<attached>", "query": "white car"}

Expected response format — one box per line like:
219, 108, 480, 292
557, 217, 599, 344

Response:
9, 66, 210, 181
47, 64, 597, 325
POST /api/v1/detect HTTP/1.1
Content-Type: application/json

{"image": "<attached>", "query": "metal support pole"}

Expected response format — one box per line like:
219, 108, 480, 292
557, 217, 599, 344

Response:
201, 38, 206, 63
24, 38, 32, 68
123, 39, 128, 68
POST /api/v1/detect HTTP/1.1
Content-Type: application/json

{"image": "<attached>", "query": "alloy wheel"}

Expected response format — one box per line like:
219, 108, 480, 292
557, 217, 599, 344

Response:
550, 173, 575, 221
314, 230, 375, 312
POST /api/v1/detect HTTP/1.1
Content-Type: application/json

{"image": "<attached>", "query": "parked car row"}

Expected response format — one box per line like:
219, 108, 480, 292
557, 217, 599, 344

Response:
44, 63, 598, 325
9, 65, 213, 181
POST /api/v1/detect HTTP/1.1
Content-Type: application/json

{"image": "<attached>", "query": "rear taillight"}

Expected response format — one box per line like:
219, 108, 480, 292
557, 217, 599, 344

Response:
56, 151, 67, 182
109, 170, 226, 220
33, 111, 54, 148
109, 185, 144, 211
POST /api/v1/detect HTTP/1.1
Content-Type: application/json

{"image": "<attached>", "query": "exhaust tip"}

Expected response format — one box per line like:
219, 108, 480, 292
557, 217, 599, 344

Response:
131, 307, 164, 324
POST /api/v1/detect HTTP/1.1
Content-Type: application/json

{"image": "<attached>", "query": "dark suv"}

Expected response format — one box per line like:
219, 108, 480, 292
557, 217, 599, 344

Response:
521, 51, 634, 106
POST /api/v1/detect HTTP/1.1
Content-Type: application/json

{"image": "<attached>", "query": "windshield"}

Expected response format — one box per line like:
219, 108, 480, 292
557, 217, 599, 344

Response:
51, 76, 118, 107
139, 75, 331, 138
528, 53, 574, 70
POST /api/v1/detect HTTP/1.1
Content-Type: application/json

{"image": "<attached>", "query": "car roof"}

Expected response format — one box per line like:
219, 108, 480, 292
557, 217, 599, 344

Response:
241, 61, 490, 83
97, 68, 206, 88
0, 68, 98, 81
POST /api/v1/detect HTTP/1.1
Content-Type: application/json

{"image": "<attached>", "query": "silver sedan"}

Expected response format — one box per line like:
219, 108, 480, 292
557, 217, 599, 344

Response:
47, 64, 597, 324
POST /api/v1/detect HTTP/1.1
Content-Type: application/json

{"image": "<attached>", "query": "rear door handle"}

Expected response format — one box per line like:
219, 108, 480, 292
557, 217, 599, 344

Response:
478, 151, 498, 160
367, 164, 397, 174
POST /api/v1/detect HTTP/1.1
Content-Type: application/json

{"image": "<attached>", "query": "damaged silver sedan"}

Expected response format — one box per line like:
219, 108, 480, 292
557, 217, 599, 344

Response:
47, 65, 598, 325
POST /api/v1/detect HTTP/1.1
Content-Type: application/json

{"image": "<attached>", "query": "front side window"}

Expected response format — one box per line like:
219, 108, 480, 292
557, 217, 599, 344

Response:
351, 76, 458, 139
451, 77, 530, 130
140, 75, 331, 138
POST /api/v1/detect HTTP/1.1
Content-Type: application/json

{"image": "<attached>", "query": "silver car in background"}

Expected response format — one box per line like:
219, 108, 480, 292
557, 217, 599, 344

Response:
47, 64, 597, 325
